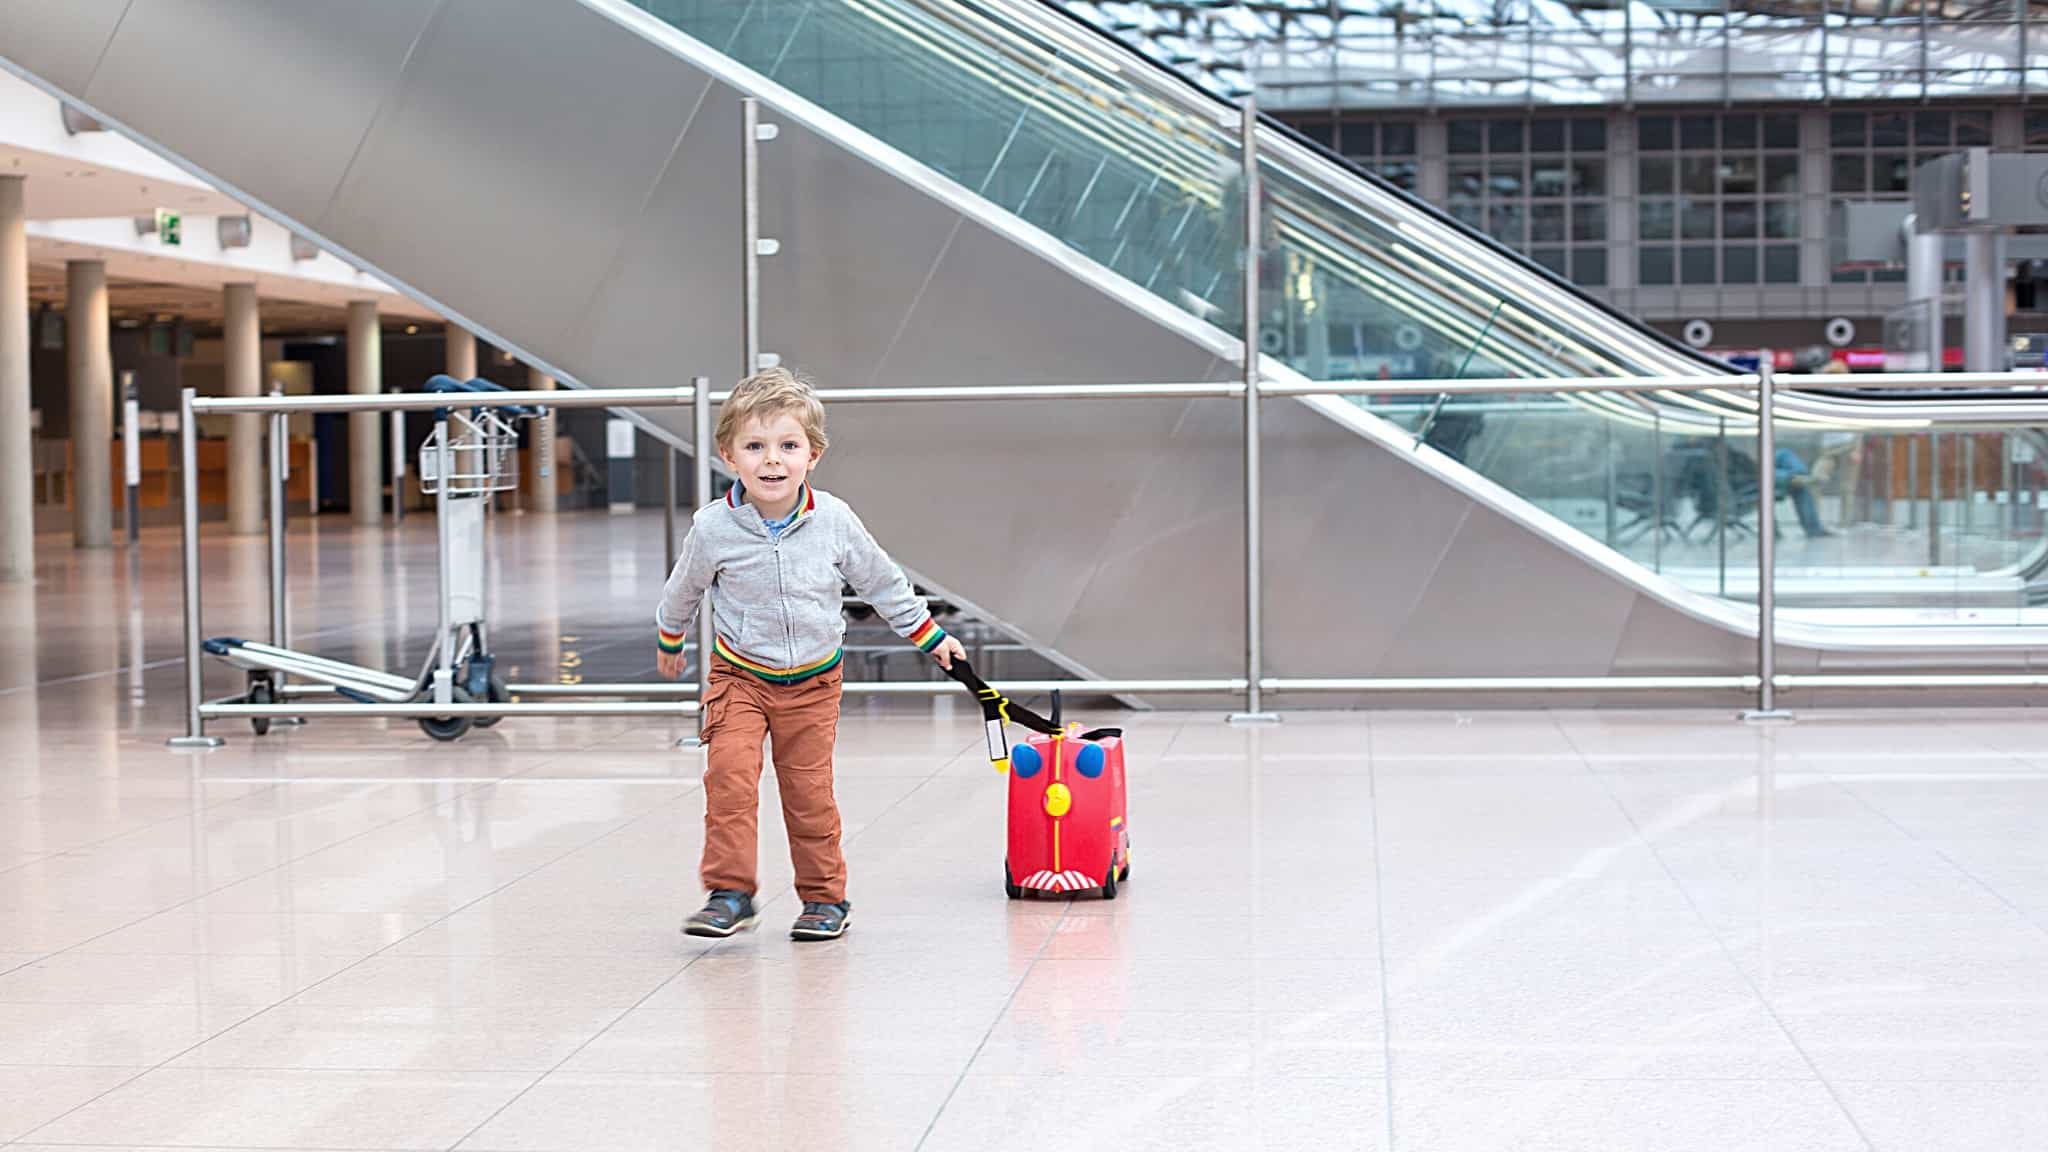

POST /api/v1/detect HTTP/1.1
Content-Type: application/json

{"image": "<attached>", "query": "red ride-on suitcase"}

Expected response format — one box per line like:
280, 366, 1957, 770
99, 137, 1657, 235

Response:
945, 661, 1131, 900
1003, 725, 1130, 898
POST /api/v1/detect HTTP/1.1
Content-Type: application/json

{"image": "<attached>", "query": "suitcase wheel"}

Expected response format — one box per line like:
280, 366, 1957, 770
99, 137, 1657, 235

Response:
1003, 861, 1024, 901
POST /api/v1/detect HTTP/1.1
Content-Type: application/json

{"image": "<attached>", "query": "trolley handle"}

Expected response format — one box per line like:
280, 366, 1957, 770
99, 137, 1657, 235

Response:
424, 373, 543, 420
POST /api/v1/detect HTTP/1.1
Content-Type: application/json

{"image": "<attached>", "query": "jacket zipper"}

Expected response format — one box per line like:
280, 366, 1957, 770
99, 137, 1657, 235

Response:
773, 540, 792, 669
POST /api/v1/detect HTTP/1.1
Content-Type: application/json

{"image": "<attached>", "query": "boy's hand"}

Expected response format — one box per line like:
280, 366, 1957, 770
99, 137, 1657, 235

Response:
931, 636, 966, 670
657, 648, 686, 680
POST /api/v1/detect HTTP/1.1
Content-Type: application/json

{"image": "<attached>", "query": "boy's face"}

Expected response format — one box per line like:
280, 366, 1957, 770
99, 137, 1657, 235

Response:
719, 410, 822, 511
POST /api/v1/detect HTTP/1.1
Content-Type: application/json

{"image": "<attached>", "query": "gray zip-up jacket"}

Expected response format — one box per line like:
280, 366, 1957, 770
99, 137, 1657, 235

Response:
654, 483, 945, 683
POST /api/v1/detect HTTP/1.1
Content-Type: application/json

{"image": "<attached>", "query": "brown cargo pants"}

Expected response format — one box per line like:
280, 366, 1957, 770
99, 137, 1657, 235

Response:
698, 655, 846, 903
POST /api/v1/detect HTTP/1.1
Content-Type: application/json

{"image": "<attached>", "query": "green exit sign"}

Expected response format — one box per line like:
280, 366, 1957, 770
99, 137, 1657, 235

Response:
154, 208, 180, 247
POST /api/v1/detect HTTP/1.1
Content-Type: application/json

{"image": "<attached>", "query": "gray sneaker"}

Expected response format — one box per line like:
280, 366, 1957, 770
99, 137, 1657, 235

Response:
790, 900, 852, 941
683, 889, 756, 938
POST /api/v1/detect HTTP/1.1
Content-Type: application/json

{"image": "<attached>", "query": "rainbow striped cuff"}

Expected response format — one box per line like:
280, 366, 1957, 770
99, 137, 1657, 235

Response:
656, 627, 687, 654
909, 618, 947, 653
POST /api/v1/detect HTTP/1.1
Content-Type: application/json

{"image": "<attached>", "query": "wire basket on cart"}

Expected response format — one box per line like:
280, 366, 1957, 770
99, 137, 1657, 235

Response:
419, 409, 523, 496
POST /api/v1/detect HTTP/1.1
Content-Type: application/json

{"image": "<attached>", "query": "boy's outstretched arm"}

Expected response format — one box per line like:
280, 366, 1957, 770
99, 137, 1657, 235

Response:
653, 527, 714, 679
839, 507, 965, 669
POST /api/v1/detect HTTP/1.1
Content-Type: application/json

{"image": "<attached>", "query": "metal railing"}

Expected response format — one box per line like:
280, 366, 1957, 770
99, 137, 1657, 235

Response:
162, 94, 2048, 748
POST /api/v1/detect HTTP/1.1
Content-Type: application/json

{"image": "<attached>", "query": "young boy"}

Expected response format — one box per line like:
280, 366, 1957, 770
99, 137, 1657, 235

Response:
655, 368, 965, 942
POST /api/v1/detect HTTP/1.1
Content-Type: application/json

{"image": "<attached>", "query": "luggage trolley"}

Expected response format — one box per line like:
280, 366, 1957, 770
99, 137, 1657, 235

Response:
203, 375, 540, 741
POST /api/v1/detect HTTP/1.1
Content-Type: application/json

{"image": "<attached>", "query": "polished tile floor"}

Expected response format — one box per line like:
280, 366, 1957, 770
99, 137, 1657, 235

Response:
3, 515, 2047, 1150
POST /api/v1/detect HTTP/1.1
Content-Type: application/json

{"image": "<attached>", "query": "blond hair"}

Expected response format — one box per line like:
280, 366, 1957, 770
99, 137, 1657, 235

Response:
716, 366, 829, 453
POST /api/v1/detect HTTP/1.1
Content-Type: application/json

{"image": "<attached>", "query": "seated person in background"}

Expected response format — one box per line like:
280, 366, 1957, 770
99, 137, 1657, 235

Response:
1775, 447, 1834, 539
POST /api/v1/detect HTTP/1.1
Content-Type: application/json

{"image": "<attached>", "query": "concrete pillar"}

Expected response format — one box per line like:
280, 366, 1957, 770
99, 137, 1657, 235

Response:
347, 300, 382, 525
445, 324, 476, 380
0, 177, 33, 582
66, 260, 111, 548
1965, 231, 2008, 373
224, 282, 262, 535
527, 365, 557, 514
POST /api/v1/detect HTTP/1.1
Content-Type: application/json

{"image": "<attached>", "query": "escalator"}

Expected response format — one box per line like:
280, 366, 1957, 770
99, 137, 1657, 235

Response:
3, 0, 2040, 694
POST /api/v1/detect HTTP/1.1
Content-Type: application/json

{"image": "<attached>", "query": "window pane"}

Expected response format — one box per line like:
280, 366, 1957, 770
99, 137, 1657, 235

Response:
1571, 159, 1606, 196
1531, 158, 1567, 198
1682, 246, 1716, 284
1571, 118, 1606, 152
1721, 155, 1758, 195
1450, 163, 1484, 202
1639, 199, 1675, 241
1573, 203, 1608, 242
1338, 121, 1375, 156
1640, 246, 1674, 284
2028, 111, 2048, 151
1831, 112, 1866, 148
1913, 111, 1951, 147
1765, 200, 1800, 239
1572, 247, 1608, 286
1639, 156, 1675, 195
1764, 154, 1800, 196
1681, 115, 1715, 150
1873, 153, 1911, 194
1682, 198, 1716, 239
1451, 203, 1483, 229
1723, 114, 1758, 149
1377, 160, 1419, 191
1298, 119, 1336, 149
1765, 244, 1800, 283
1682, 157, 1717, 195
1724, 246, 1759, 284
1875, 267, 1905, 283
1490, 118, 1525, 152
1871, 111, 1908, 147
1532, 247, 1567, 276
1833, 267, 1867, 285
1639, 116, 1674, 151
1531, 118, 1565, 152
1531, 203, 1566, 243
1832, 154, 1867, 194
1382, 122, 1418, 156
1490, 160, 1524, 197
1958, 110, 1994, 148
1723, 200, 1758, 239
1449, 119, 1484, 154
1489, 202, 1524, 244
1764, 114, 1800, 150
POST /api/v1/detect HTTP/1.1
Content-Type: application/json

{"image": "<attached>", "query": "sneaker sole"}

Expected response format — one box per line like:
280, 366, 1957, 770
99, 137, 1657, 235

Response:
682, 915, 757, 939
790, 912, 852, 941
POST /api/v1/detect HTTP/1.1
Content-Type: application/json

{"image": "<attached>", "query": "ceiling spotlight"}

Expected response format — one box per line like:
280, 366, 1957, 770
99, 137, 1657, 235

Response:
404, 324, 419, 335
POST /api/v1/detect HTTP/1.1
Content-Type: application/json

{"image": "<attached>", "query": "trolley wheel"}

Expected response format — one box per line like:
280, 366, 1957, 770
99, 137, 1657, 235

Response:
471, 673, 510, 729
1100, 852, 1119, 901
248, 678, 275, 737
1004, 861, 1024, 901
418, 687, 474, 743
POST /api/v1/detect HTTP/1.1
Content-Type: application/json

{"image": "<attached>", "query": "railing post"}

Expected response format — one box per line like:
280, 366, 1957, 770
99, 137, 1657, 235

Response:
269, 404, 289, 649
742, 97, 764, 375
1230, 95, 1277, 726
678, 376, 714, 748
1744, 355, 1791, 722
168, 387, 222, 748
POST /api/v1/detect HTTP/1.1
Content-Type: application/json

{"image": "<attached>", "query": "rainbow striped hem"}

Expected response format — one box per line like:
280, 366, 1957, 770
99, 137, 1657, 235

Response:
909, 618, 947, 653
714, 636, 843, 684
656, 627, 687, 654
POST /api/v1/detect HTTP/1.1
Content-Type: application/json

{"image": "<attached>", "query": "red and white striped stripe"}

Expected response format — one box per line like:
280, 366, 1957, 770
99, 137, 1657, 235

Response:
1021, 869, 1099, 892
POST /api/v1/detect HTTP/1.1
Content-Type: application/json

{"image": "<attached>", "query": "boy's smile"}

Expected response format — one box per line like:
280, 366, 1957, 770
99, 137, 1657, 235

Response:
721, 411, 822, 522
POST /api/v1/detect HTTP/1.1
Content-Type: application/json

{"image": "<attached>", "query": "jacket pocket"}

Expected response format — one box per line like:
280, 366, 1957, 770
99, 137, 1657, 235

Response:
733, 608, 775, 663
